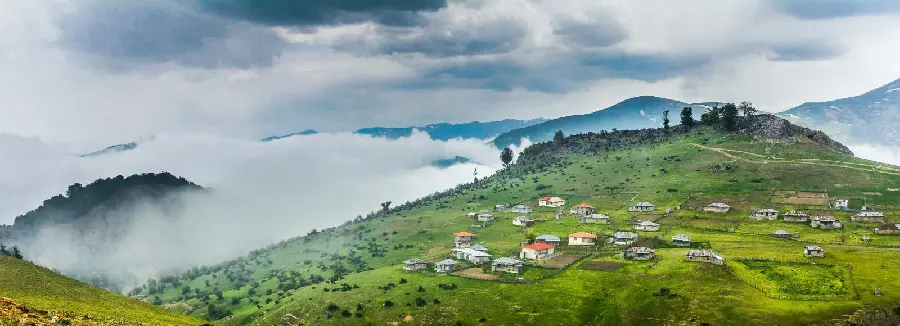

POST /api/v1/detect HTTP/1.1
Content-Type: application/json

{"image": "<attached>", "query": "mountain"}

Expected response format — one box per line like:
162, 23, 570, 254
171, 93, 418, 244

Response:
0, 255, 202, 325
778, 77, 900, 145
259, 129, 318, 142
355, 118, 547, 141
430, 156, 473, 168
80, 142, 139, 157
6, 173, 204, 292
130, 116, 900, 325
492, 96, 714, 148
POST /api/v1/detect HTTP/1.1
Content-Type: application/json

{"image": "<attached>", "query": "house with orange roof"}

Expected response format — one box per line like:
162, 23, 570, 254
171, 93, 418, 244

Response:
568, 232, 597, 245
454, 232, 474, 248
570, 203, 595, 216
520, 242, 556, 260
539, 196, 567, 207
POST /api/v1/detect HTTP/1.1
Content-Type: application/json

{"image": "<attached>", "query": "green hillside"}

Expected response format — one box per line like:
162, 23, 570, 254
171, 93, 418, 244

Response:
0, 255, 204, 325
133, 116, 900, 325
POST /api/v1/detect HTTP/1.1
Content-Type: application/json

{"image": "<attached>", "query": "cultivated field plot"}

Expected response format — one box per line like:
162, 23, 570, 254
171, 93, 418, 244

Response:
730, 260, 856, 301
580, 260, 625, 271
537, 254, 584, 269
452, 268, 500, 281
772, 191, 830, 206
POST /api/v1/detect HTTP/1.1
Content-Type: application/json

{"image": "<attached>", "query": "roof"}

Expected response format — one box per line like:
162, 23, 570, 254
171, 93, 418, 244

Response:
804, 245, 824, 251
535, 234, 561, 242
613, 231, 638, 238
707, 203, 730, 208
856, 211, 885, 217
590, 214, 609, 219
470, 244, 488, 251
468, 251, 491, 257
513, 216, 533, 222
492, 257, 523, 266
540, 197, 550, 201
686, 249, 719, 257
774, 230, 791, 235
569, 232, 597, 239
548, 197, 565, 202
633, 202, 655, 207
876, 223, 900, 230
757, 209, 778, 213
672, 234, 691, 241
639, 221, 659, 226
404, 258, 426, 264
436, 259, 457, 266
522, 242, 555, 250
626, 247, 655, 254
813, 216, 838, 222
454, 232, 474, 237
572, 203, 594, 209
784, 210, 808, 216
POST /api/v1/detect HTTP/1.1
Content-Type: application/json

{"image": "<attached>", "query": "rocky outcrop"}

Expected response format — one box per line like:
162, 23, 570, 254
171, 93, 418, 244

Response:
737, 114, 854, 156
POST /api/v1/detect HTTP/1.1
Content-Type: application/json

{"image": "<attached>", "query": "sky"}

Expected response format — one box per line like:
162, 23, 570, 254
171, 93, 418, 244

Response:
1, 0, 900, 146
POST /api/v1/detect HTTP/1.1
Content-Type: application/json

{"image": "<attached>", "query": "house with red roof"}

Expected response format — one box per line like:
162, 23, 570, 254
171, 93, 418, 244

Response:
539, 196, 567, 207
568, 232, 597, 245
520, 242, 555, 260
570, 203, 595, 216
454, 232, 474, 248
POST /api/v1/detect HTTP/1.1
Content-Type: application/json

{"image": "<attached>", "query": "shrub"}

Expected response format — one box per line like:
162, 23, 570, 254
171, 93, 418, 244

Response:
383, 300, 394, 308
414, 297, 427, 307
326, 303, 340, 312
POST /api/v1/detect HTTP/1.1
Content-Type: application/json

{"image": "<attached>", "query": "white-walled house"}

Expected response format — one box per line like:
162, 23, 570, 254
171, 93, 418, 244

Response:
583, 214, 610, 224
454, 232, 474, 248
811, 216, 843, 229
852, 211, 885, 223
509, 204, 533, 214
535, 234, 561, 246
804, 245, 825, 258
539, 197, 566, 207
568, 232, 598, 245
520, 242, 555, 260
783, 211, 809, 222
629, 202, 655, 212
477, 214, 495, 222
512, 216, 535, 227
492, 257, 524, 274
634, 220, 660, 232
610, 232, 639, 246
451, 248, 491, 264
750, 209, 779, 220
672, 234, 692, 247
570, 203, 595, 216
703, 203, 730, 213
832, 199, 849, 209
623, 247, 655, 260
685, 250, 724, 265
403, 258, 427, 271
435, 259, 458, 273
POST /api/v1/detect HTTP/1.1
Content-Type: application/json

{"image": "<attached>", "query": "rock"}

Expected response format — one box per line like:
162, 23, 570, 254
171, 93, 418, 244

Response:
737, 114, 854, 156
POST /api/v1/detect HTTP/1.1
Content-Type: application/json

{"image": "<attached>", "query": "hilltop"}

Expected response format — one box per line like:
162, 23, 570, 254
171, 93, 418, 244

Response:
128, 114, 900, 325
0, 255, 203, 325
779, 77, 900, 146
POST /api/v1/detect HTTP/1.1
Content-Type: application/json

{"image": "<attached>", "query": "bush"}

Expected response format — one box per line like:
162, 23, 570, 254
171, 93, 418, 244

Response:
413, 297, 427, 307
383, 300, 394, 308
326, 303, 340, 312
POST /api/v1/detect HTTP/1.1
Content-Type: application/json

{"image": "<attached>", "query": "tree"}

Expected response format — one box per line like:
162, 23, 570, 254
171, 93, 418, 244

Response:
380, 201, 392, 212
680, 107, 694, 127
662, 110, 670, 131
500, 147, 514, 168
0, 244, 7, 256
553, 130, 565, 146
739, 101, 757, 116
721, 103, 739, 131
701, 106, 721, 126
11, 246, 22, 260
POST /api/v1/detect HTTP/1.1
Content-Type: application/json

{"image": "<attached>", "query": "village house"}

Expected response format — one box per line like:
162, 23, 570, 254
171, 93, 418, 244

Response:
403, 258, 428, 271
539, 197, 567, 207
509, 204, 533, 214
634, 220, 660, 232
454, 232, 474, 248
451, 248, 491, 264
520, 242, 556, 260
803, 245, 825, 258
491, 257, 524, 274
568, 232, 598, 245
774, 230, 792, 239
477, 213, 495, 222
852, 211, 885, 223
535, 234, 561, 246
582, 213, 610, 224
435, 259, 458, 273
874, 223, 900, 235
512, 216, 535, 227
466, 212, 477, 218
493, 204, 508, 211
783, 211, 810, 222
832, 199, 849, 209
750, 209, 779, 220
703, 203, 731, 213
811, 216, 843, 229
672, 234, 692, 247
570, 203, 595, 216
629, 202, 656, 212
685, 250, 725, 265
623, 247, 656, 260
470, 244, 488, 252
610, 231, 639, 246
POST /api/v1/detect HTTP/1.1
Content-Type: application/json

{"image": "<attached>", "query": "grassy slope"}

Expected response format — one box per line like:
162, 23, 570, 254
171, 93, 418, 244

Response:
0, 256, 203, 325
137, 127, 900, 325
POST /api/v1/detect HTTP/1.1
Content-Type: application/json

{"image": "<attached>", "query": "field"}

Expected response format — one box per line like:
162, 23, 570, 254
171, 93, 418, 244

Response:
124, 126, 900, 325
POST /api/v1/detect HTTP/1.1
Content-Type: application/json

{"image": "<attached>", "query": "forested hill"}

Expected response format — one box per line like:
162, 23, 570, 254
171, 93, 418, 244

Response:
11, 172, 202, 233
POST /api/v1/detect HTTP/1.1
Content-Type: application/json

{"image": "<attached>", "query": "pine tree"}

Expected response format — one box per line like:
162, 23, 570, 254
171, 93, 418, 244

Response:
721, 103, 739, 131
500, 147, 514, 168
553, 130, 565, 146
662, 110, 670, 131
680, 107, 694, 127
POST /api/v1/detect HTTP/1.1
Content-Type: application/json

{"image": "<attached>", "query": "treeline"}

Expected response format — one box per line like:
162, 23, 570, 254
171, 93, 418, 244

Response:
13, 172, 203, 230
0, 244, 24, 260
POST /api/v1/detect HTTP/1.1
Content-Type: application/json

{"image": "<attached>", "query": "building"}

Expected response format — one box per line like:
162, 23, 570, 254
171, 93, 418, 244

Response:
435, 259, 458, 273
466, 212, 477, 218
704, 203, 731, 213
610, 232, 639, 246
454, 232, 474, 248
832, 199, 849, 209
811, 216, 843, 230
874, 223, 900, 235
570, 203, 595, 216
568, 232, 598, 245
403, 258, 427, 271
783, 211, 809, 222
477, 214, 495, 222
493, 204, 508, 211
774, 230, 792, 239
583, 214, 610, 224
672, 234, 692, 247
629, 202, 655, 212
634, 220, 660, 232
470, 244, 488, 252
750, 209, 779, 220
520, 242, 556, 260
852, 211, 885, 223
451, 248, 491, 264
509, 204, 533, 214
535, 234, 561, 246
539, 197, 567, 207
512, 216, 535, 227
623, 247, 656, 260
803, 245, 825, 258
685, 249, 725, 265
491, 257, 524, 274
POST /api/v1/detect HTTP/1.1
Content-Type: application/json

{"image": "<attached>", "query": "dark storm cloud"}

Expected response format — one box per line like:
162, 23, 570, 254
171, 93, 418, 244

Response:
768, 41, 847, 61
552, 17, 628, 48
58, 0, 287, 70
772, 0, 900, 19
189, 0, 448, 26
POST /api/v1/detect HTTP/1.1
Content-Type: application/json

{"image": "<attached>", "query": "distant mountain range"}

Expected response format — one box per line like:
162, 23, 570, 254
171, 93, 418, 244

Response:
778, 77, 900, 146
259, 129, 318, 142
80, 142, 139, 157
354, 119, 547, 141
